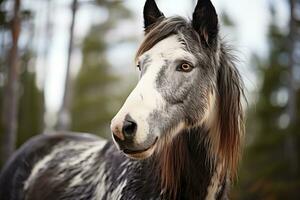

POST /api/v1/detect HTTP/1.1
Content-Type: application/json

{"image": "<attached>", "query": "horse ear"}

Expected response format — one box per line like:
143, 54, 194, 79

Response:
192, 0, 219, 47
144, 0, 164, 30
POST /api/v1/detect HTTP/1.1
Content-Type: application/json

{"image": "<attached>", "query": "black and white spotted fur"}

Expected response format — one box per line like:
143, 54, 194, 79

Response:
0, 131, 228, 200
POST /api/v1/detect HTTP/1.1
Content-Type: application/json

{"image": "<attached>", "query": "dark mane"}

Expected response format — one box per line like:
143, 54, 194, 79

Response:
155, 127, 215, 199
217, 45, 245, 179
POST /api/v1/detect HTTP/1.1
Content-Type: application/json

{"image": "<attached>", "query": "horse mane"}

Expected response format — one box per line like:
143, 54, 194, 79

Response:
155, 128, 214, 199
135, 17, 200, 62
156, 133, 190, 199
216, 46, 245, 179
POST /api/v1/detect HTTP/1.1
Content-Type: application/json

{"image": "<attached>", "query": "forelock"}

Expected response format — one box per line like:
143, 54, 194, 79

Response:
135, 17, 201, 62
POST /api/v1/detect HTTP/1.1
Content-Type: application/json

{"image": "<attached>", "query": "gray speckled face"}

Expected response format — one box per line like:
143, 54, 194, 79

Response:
111, 34, 217, 159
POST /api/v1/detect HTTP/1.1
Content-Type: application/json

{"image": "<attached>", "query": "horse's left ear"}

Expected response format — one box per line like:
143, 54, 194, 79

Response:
192, 0, 219, 47
144, 0, 164, 31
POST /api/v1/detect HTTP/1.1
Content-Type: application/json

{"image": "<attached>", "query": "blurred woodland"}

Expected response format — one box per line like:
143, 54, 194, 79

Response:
232, 1, 300, 199
0, 0, 299, 199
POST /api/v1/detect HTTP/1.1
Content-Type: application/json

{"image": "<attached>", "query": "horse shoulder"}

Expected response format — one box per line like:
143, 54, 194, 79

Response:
0, 132, 106, 200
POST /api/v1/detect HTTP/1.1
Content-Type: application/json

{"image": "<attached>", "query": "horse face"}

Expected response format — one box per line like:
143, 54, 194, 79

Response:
111, 34, 216, 159
111, 0, 219, 159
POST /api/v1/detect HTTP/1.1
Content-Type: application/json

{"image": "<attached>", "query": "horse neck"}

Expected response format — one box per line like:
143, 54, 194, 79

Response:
152, 126, 228, 199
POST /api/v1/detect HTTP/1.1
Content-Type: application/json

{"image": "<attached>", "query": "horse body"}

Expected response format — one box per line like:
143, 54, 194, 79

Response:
0, 0, 244, 199
0, 130, 227, 200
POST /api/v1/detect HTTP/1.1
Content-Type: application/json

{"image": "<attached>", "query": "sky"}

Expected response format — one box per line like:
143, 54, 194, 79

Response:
25, 0, 290, 125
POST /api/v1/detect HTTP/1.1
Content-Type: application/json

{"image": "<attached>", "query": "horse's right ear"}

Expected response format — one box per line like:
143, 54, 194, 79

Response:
192, 0, 219, 48
144, 0, 164, 31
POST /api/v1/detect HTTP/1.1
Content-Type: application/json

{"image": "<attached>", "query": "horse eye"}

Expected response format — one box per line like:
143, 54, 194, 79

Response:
177, 63, 193, 72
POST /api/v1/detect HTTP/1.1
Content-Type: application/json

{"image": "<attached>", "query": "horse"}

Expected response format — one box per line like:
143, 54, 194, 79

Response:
0, 0, 245, 199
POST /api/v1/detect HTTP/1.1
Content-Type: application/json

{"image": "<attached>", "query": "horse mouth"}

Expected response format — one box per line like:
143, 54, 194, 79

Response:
123, 138, 158, 159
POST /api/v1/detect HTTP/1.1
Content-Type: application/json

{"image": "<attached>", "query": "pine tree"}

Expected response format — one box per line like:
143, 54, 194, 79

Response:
70, 0, 132, 138
17, 51, 44, 147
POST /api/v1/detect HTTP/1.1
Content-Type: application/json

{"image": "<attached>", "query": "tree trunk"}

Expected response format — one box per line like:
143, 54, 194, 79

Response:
57, 0, 78, 131
285, 0, 299, 176
1, 0, 21, 164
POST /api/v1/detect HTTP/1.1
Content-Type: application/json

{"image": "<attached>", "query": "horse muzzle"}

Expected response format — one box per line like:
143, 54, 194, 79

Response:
111, 114, 158, 159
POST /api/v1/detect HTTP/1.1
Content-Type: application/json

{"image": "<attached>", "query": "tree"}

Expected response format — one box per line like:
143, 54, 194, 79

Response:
17, 51, 44, 147
0, 53, 45, 168
1, 0, 21, 164
70, 0, 132, 138
0, 0, 45, 167
57, 0, 78, 130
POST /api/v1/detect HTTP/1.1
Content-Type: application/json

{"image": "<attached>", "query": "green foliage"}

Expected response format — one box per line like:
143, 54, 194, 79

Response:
17, 52, 44, 147
221, 12, 235, 27
0, 0, 8, 27
70, 0, 133, 138
0, 53, 44, 147
0, 53, 45, 166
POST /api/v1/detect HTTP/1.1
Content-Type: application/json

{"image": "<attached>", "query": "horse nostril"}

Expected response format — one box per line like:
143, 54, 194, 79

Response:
122, 119, 137, 139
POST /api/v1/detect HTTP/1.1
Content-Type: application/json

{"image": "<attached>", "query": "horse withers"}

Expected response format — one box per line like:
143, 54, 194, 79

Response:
0, 0, 245, 199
